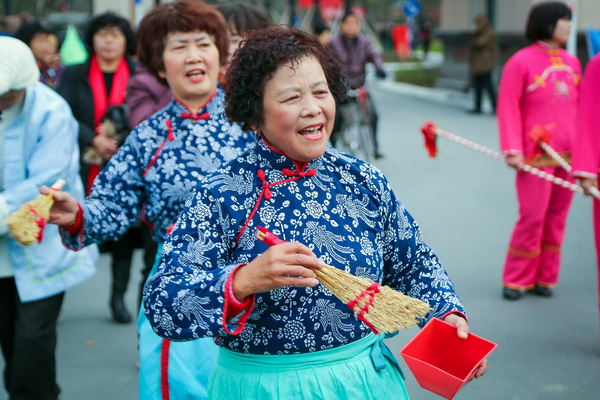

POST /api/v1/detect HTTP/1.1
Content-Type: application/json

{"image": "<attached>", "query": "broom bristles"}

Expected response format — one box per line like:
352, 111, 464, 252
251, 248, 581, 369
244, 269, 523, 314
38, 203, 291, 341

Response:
256, 229, 432, 333
5, 179, 66, 246
315, 264, 431, 333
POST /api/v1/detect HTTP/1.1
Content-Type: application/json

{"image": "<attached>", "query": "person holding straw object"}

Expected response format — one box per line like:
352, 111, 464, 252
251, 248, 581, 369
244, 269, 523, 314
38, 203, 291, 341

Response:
497, 2, 580, 300
0, 36, 96, 400
142, 27, 488, 399
41, 1, 256, 398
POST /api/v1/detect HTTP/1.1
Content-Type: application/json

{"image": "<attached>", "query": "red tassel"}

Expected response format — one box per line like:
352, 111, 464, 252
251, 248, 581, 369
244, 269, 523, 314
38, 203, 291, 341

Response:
527, 124, 554, 163
528, 124, 553, 145
420, 121, 439, 158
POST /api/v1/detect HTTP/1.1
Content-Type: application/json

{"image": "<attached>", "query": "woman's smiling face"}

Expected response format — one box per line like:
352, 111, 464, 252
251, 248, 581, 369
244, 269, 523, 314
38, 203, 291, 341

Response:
257, 55, 335, 163
159, 30, 220, 111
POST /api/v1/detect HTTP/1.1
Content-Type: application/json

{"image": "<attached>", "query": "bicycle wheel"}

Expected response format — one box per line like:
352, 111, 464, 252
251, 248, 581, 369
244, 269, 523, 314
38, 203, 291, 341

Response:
337, 120, 360, 156
355, 122, 374, 163
335, 101, 359, 156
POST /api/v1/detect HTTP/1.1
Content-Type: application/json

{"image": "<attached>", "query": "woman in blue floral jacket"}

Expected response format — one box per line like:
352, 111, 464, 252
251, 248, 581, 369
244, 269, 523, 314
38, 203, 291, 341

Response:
141, 27, 488, 399
43, 1, 255, 399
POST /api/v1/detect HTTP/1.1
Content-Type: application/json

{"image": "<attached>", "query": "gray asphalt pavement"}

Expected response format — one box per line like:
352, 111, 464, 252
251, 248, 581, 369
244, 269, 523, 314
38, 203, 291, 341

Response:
373, 84, 599, 399
1, 81, 598, 400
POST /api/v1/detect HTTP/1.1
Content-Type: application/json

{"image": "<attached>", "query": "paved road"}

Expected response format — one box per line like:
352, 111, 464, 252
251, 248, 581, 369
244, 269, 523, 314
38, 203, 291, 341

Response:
1, 83, 598, 400
372, 85, 599, 400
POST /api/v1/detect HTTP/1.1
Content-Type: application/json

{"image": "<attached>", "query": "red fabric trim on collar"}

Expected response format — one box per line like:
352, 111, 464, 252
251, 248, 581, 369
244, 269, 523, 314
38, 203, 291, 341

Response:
173, 89, 218, 116
259, 136, 314, 173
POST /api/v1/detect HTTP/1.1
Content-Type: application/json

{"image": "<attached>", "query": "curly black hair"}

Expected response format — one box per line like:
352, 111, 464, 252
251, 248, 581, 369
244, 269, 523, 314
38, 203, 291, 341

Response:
225, 26, 348, 131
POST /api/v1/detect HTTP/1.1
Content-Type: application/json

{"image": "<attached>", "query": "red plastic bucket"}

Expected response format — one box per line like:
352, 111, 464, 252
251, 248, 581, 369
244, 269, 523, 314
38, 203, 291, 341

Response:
400, 318, 497, 399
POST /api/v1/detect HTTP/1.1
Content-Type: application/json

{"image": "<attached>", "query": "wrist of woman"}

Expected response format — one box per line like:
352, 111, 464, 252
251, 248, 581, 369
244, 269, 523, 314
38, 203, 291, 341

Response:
60, 203, 83, 232
63, 213, 79, 227
231, 266, 252, 301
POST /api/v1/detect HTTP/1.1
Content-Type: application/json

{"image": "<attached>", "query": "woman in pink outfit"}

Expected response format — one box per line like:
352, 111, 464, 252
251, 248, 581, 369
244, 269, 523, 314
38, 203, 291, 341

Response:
497, 2, 581, 300
572, 52, 600, 321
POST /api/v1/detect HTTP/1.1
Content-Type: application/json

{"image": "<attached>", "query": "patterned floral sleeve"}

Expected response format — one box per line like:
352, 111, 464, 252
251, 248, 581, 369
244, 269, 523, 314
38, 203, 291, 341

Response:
143, 142, 466, 346
378, 180, 466, 326
143, 184, 242, 341
60, 128, 148, 249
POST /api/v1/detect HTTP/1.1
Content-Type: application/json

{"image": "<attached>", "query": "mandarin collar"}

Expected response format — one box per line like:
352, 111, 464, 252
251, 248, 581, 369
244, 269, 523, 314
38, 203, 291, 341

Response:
254, 136, 323, 175
170, 87, 220, 123
534, 41, 561, 52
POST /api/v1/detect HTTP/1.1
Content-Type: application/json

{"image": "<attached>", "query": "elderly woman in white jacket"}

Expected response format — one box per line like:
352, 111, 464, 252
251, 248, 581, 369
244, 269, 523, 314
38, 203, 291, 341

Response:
0, 37, 96, 400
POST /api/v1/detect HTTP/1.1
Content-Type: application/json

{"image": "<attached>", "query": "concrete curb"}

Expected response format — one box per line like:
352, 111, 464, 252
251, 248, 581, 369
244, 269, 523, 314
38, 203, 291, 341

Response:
377, 79, 472, 110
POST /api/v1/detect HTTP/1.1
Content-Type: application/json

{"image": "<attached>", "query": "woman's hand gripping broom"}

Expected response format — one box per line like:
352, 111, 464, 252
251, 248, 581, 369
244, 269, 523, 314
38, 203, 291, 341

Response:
5, 179, 66, 245
256, 226, 432, 334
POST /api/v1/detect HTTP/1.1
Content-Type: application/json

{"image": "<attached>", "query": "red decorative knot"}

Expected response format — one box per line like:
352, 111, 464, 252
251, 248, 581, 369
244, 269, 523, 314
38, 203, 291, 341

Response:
256, 170, 272, 200
347, 282, 381, 334
281, 168, 317, 178
165, 119, 175, 141
180, 112, 210, 121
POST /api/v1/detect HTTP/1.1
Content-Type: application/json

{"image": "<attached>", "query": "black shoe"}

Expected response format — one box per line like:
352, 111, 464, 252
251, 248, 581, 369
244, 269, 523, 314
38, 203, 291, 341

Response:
530, 284, 553, 297
110, 296, 132, 324
502, 287, 521, 300
374, 152, 384, 159
467, 109, 482, 114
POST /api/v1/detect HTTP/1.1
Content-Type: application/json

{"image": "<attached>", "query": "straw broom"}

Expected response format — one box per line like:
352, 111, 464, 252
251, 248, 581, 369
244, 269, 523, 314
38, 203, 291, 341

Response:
5, 179, 66, 246
256, 226, 432, 334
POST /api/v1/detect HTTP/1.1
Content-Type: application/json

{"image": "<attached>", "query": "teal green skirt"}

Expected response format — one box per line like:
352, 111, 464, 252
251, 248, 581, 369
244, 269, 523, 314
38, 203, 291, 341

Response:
208, 334, 409, 400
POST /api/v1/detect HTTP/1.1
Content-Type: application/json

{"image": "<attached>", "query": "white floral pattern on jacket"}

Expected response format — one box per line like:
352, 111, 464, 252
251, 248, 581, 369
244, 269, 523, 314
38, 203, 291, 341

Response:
144, 139, 465, 354
60, 86, 255, 247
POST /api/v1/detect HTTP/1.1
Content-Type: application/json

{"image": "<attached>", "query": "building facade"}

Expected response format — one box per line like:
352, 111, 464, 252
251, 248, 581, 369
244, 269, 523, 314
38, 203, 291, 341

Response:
437, 0, 599, 89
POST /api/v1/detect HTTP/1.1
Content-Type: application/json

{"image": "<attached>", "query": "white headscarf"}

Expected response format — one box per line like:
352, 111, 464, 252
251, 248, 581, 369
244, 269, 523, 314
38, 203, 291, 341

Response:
0, 36, 40, 95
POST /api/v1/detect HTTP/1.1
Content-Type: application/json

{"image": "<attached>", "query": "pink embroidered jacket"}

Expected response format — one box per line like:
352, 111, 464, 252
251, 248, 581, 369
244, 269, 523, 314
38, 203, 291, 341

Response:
572, 53, 600, 179
498, 42, 581, 159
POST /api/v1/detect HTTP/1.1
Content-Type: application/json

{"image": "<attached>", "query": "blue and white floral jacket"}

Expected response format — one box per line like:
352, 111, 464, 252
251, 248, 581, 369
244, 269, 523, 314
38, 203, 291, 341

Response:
60, 86, 255, 248
144, 138, 465, 354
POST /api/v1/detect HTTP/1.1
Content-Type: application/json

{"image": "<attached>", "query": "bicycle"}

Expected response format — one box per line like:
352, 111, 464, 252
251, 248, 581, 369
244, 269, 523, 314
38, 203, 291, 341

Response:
335, 87, 375, 163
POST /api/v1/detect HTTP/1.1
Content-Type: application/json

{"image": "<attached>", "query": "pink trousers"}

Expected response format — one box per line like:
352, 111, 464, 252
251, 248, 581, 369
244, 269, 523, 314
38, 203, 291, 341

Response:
502, 167, 575, 289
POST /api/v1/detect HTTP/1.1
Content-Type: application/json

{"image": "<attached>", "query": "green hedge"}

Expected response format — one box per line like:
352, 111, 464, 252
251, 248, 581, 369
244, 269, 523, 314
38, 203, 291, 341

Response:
394, 67, 439, 88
